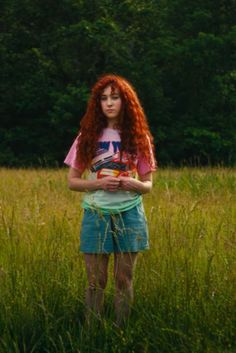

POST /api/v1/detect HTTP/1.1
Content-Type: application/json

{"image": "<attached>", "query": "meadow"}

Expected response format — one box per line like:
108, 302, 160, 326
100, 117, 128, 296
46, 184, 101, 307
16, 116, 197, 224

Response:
0, 167, 235, 353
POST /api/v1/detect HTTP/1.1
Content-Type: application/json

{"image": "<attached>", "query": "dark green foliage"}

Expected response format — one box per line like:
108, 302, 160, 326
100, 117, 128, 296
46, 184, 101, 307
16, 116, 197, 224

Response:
0, 0, 235, 166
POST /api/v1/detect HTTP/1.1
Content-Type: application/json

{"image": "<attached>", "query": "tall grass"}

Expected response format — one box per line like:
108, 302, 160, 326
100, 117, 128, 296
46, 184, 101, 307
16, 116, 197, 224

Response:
0, 167, 235, 353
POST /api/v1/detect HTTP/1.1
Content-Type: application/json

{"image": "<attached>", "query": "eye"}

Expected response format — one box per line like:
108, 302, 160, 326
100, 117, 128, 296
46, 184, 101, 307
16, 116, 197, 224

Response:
112, 95, 120, 100
100, 96, 107, 101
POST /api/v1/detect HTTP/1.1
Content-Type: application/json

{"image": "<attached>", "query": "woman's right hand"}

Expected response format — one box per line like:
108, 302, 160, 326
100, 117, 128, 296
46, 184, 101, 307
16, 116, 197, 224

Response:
99, 176, 121, 192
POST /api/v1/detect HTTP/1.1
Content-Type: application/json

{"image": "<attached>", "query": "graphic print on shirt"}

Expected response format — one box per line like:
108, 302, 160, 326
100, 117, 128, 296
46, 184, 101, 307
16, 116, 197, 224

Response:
91, 140, 137, 179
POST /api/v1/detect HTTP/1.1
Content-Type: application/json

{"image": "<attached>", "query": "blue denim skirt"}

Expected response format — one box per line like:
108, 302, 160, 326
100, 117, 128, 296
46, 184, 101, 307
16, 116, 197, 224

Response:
80, 203, 149, 253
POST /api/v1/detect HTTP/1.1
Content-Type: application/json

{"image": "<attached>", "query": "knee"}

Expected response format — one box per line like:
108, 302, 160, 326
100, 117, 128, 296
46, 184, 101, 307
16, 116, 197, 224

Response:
88, 276, 107, 290
115, 273, 132, 291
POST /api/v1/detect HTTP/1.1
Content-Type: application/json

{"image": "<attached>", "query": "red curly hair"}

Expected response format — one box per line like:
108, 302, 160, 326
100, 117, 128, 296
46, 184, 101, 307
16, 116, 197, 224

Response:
77, 74, 156, 169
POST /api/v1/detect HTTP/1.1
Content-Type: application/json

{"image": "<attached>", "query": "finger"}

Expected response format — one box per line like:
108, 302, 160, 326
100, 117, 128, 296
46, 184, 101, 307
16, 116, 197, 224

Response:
108, 182, 119, 187
111, 180, 120, 185
108, 187, 118, 192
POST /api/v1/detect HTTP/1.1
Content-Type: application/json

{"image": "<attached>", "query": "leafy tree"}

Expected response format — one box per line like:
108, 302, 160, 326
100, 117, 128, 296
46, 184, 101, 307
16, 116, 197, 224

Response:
0, 0, 235, 166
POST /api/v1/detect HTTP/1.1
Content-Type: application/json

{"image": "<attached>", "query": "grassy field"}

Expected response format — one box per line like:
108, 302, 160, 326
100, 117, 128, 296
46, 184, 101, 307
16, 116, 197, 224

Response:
0, 167, 235, 353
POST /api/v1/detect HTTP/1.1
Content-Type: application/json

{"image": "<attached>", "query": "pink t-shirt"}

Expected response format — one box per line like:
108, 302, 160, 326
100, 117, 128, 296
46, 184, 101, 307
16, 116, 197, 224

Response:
64, 128, 156, 175
64, 128, 156, 213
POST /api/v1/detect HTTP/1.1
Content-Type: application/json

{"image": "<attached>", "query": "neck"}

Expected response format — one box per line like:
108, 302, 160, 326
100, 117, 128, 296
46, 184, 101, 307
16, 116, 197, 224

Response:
107, 121, 119, 129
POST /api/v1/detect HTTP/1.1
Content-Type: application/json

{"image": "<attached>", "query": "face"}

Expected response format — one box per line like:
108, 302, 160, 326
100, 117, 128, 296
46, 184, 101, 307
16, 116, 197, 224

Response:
100, 85, 122, 127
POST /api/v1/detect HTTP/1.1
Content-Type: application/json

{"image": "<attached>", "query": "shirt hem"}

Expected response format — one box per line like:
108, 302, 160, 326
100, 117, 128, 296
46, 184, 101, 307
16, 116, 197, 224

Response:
81, 196, 142, 214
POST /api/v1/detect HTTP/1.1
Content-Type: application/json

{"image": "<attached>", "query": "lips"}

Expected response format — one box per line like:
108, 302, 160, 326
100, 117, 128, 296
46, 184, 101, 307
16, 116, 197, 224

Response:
106, 109, 115, 113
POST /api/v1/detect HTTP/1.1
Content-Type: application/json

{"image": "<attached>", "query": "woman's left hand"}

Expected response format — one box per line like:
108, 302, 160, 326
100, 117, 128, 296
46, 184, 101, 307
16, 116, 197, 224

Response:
119, 176, 140, 192
119, 174, 152, 194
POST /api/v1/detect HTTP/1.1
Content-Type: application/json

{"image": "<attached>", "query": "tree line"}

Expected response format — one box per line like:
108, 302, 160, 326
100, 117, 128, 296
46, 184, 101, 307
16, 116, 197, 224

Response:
0, 0, 235, 167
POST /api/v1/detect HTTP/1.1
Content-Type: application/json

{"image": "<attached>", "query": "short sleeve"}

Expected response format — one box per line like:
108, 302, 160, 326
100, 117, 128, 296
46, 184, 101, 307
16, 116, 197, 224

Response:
137, 137, 157, 176
64, 135, 83, 170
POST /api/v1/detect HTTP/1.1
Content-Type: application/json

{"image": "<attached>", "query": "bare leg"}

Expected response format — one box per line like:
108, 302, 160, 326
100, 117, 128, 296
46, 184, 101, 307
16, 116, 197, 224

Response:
114, 252, 138, 326
83, 253, 110, 324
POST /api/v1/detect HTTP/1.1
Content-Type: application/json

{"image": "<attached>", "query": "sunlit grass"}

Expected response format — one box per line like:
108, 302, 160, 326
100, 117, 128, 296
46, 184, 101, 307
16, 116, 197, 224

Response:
0, 167, 235, 353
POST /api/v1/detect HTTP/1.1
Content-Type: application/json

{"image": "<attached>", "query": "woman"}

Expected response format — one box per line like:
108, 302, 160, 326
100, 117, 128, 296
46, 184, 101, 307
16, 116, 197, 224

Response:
64, 74, 156, 326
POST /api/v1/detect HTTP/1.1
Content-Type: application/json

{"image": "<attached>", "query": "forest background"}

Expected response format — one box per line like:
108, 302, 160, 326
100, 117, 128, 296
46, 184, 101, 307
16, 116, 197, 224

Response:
0, 0, 236, 167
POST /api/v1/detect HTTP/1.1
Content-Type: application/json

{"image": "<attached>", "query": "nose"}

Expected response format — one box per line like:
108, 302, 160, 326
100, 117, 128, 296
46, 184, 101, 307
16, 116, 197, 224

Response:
107, 97, 113, 106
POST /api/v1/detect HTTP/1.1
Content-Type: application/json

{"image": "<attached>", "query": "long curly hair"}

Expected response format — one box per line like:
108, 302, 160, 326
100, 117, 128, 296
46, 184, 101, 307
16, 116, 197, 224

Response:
77, 74, 156, 169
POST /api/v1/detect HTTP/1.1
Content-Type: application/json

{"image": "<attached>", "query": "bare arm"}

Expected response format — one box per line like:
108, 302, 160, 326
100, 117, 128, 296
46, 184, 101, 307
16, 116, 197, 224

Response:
119, 172, 153, 194
67, 167, 121, 192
